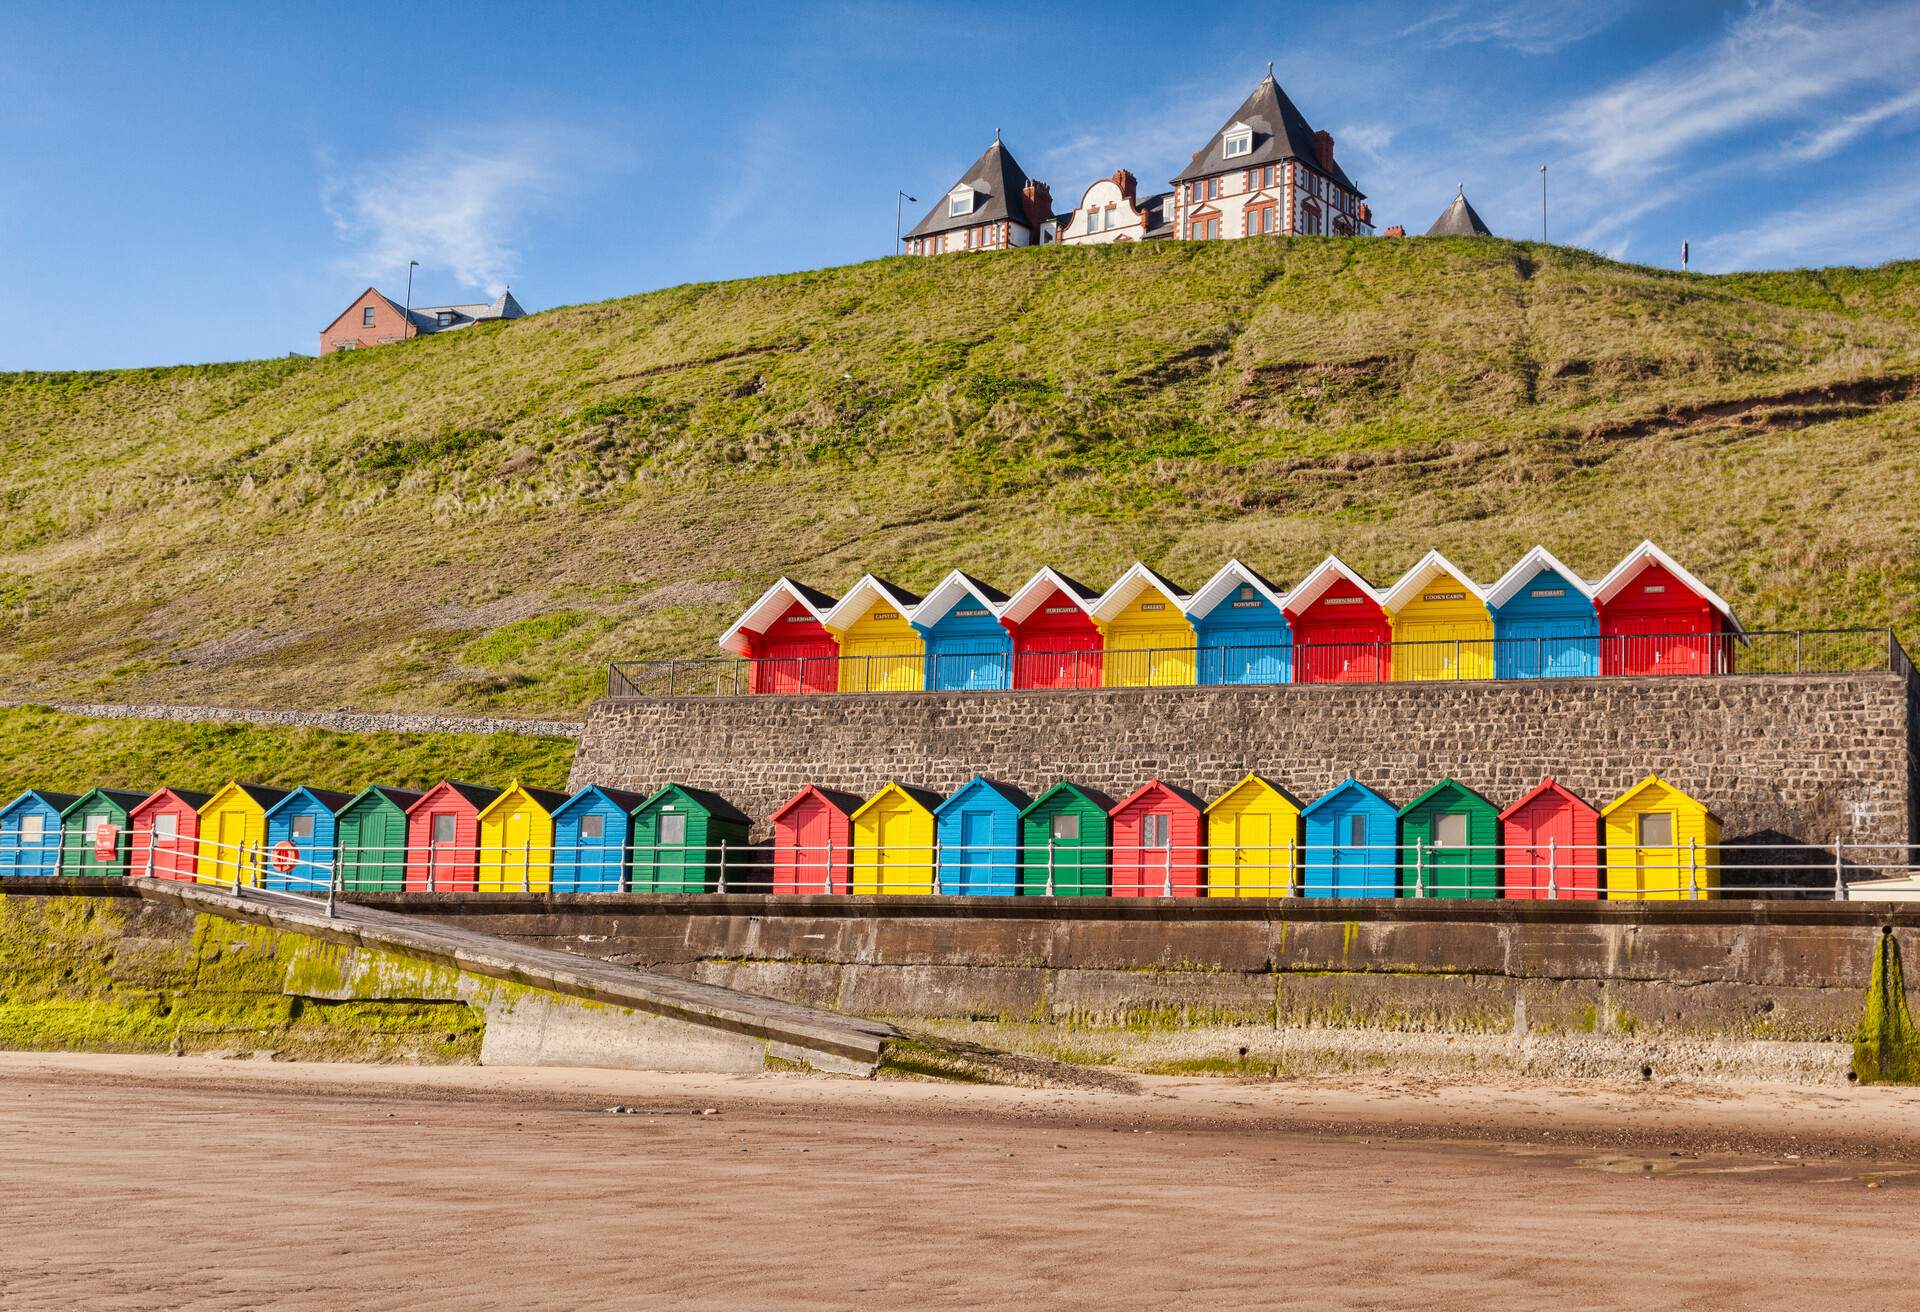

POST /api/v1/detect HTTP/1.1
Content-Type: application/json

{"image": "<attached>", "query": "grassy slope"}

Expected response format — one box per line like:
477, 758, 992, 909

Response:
1, 238, 1916, 717
0, 705, 574, 798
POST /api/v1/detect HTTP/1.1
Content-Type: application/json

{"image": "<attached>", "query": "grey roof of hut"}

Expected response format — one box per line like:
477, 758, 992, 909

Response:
1426, 191, 1493, 237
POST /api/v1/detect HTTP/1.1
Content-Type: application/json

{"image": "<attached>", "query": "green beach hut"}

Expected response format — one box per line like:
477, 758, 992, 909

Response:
630, 784, 753, 894
334, 786, 424, 891
1019, 781, 1114, 897
60, 788, 150, 876
1398, 777, 1501, 899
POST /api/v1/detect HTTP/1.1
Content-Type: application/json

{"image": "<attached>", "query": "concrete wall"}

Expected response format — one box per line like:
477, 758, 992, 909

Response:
571, 673, 1917, 846
5, 700, 580, 739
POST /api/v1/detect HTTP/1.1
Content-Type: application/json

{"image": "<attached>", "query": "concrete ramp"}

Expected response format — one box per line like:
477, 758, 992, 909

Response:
130, 879, 896, 1076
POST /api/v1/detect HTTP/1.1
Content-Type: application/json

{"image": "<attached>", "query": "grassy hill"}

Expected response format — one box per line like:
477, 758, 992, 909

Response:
2, 238, 1917, 717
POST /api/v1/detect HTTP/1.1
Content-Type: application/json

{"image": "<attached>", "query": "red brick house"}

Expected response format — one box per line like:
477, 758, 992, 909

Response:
319, 287, 526, 355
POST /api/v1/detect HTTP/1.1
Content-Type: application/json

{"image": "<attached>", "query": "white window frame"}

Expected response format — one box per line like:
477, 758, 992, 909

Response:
154, 815, 177, 842
1223, 131, 1252, 159
1434, 813, 1467, 849
1051, 813, 1079, 842
20, 815, 44, 843
947, 187, 973, 217
659, 813, 688, 845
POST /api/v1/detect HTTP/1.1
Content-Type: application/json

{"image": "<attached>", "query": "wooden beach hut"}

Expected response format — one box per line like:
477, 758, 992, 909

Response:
1108, 779, 1207, 896
1485, 546, 1600, 680
912, 570, 1011, 691
1601, 775, 1722, 900
1300, 778, 1398, 897
129, 788, 211, 882
1381, 551, 1495, 681
1593, 541, 1744, 677
1397, 778, 1501, 898
1187, 560, 1292, 686
1018, 781, 1114, 897
334, 786, 422, 892
263, 787, 352, 892
719, 577, 842, 694
1500, 778, 1601, 900
193, 784, 289, 886
1091, 564, 1196, 688
476, 782, 569, 893
934, 777, 1030, 896
1285, 557, 1391, 684
1205, 774, 1303, 898
771, 785, 861, 894
0, 790, 77, 877
822, 575, 926, 693
404, 781, 502, 893
631, 783, 753, 893
999, 567, 1104, 690
61, 788, 150, 877
550, 785, 649, 893
850, 783, 941, 896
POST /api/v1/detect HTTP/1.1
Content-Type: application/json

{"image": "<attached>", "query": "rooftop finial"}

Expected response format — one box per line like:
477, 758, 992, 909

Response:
995, 126, 1001, 142
1458, 182, 1465, 196
1266, 60, 1274, 79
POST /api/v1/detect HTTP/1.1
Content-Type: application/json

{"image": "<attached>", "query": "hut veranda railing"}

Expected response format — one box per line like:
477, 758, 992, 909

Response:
608, 628, 1909, 698
9, 827, 1920, 902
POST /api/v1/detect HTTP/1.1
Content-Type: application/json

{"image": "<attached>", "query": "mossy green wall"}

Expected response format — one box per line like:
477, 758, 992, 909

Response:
0, 891, 482, 1062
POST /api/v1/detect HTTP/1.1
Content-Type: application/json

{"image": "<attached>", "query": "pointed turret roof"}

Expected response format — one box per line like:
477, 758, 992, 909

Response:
1173, 69, 1361, 194
1426, 191, 1493, 237
905, 138, 1044, 240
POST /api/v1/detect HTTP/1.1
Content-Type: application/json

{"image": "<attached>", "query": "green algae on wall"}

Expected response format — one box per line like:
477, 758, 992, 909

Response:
1853, 929, 1920, 1085
0, 892, 482, 1063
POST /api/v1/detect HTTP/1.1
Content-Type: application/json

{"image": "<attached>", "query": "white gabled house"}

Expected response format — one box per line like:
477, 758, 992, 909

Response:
903, 136, 1055, 256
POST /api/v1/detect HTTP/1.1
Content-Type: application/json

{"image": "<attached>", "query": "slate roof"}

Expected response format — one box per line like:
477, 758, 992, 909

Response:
1426, 192, 1493, 237
905, 139, 1042, 240
1140, 191, 1174, 239
1172, 72, 1361, 195
409, 289, 526, 334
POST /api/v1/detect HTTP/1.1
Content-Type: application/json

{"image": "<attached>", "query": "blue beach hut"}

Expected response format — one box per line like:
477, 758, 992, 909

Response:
1301, 778, 1399, 897
263, 788, 352, 891
1485, 546, 1600, 680
551, 785, 650, 892
1186, 559, 1292, 685
0, 790, 79, 877
911, 570, 1013, 691
934, 776, 1030, 896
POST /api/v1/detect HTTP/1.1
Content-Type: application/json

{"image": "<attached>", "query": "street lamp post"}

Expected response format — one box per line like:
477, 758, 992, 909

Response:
403, 259, 419, 341
895, 192, 918, 255
1539, 166, 1547, 244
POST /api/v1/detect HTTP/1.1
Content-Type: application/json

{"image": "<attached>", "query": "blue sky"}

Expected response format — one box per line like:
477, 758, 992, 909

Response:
3, 0, 1917, 370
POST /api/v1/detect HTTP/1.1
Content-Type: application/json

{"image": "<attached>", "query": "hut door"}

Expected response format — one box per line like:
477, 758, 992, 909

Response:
1234, 810, 1272, 895
790, 807, 831, 893
1432, 812, 1468, 894
658, 811, 691, 892
1636, 811, 1678, 896
212, 810, 247, 885
1302, 624, 1386, 683
1018, 632, 1094, 689
939, 641, 1008, 691
954, 809, 991, 895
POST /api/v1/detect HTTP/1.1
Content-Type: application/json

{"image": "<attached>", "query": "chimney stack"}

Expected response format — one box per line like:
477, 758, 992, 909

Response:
1023, 179, 1054, 229
1383, 224, 1406, 238
1110, 169, 1137, 204
1314, 131, 1335, 171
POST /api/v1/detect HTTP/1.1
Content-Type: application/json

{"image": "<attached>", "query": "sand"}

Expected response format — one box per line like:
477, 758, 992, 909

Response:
1, 1052, 1916, 1310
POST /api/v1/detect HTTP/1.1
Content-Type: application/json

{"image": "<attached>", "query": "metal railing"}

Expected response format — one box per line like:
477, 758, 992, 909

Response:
609, 628, 1909, 698
8, 828, 1916, 902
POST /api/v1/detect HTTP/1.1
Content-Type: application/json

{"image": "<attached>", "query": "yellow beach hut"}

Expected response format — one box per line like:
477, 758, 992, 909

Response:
850, 782, 941, 895
1381, 549, 1495, 682
1206, 774, 1304, 897
1091, 562, 1196, 688
196, 783, 291, 886
1601, 775, 1722, 900
475, 781, 570, 893
823, 575, 926, 693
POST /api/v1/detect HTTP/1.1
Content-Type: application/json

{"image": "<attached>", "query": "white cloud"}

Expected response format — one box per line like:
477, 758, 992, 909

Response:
1695, 168, 1920, 269
1038, 78, 1242, 195
323, 123, 599, 296
1400, 1, 1635, 55
1543, 1, 1920, 180
1783, 85, 1920, 160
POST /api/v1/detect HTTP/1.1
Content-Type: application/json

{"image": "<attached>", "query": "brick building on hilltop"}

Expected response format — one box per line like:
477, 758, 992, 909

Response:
319, 287, 526, 355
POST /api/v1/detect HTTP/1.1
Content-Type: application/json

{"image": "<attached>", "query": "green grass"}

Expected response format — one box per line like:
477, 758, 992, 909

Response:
0, 704, 575, 798
1, 238, 1916, 716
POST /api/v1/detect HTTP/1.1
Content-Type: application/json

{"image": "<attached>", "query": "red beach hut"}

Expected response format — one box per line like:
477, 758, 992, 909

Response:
1499, 777, 1601, 900
404, 781, 503, 893
719, 577, 842, 694
771, 785, 862, 894
1000, 566, 1103, 689
1108, 780, 1207, 897
1285, 556, 1391, 683
1592, 541, 1743, 677
128, 788, 212, 882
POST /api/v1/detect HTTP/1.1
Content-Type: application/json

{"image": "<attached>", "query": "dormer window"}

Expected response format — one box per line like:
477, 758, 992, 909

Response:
436, 310, 454, 326
1223, 124, 1253, 158
947, 187, 974, 217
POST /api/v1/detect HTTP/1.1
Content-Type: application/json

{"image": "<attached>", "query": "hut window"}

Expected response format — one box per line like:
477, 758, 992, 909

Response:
1051, 814, 1079, 842
432, 815, 456, 844
362, 307, 376, 327
580, 815, 605, 840
1434, 813, 1467, 849
1638, 813, 1673, 847
19, 815, 42, 843
660, 813, 688, 845
1142, 814, 1170, 848
292, 815, 315, 839
85, 815, 105, 841
1239, 586, 1255, 601
1348, 815, 1367, 846
154, 815, 177, 841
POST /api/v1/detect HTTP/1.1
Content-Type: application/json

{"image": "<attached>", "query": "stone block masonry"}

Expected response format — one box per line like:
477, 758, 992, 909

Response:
571, 673, 1919, 847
